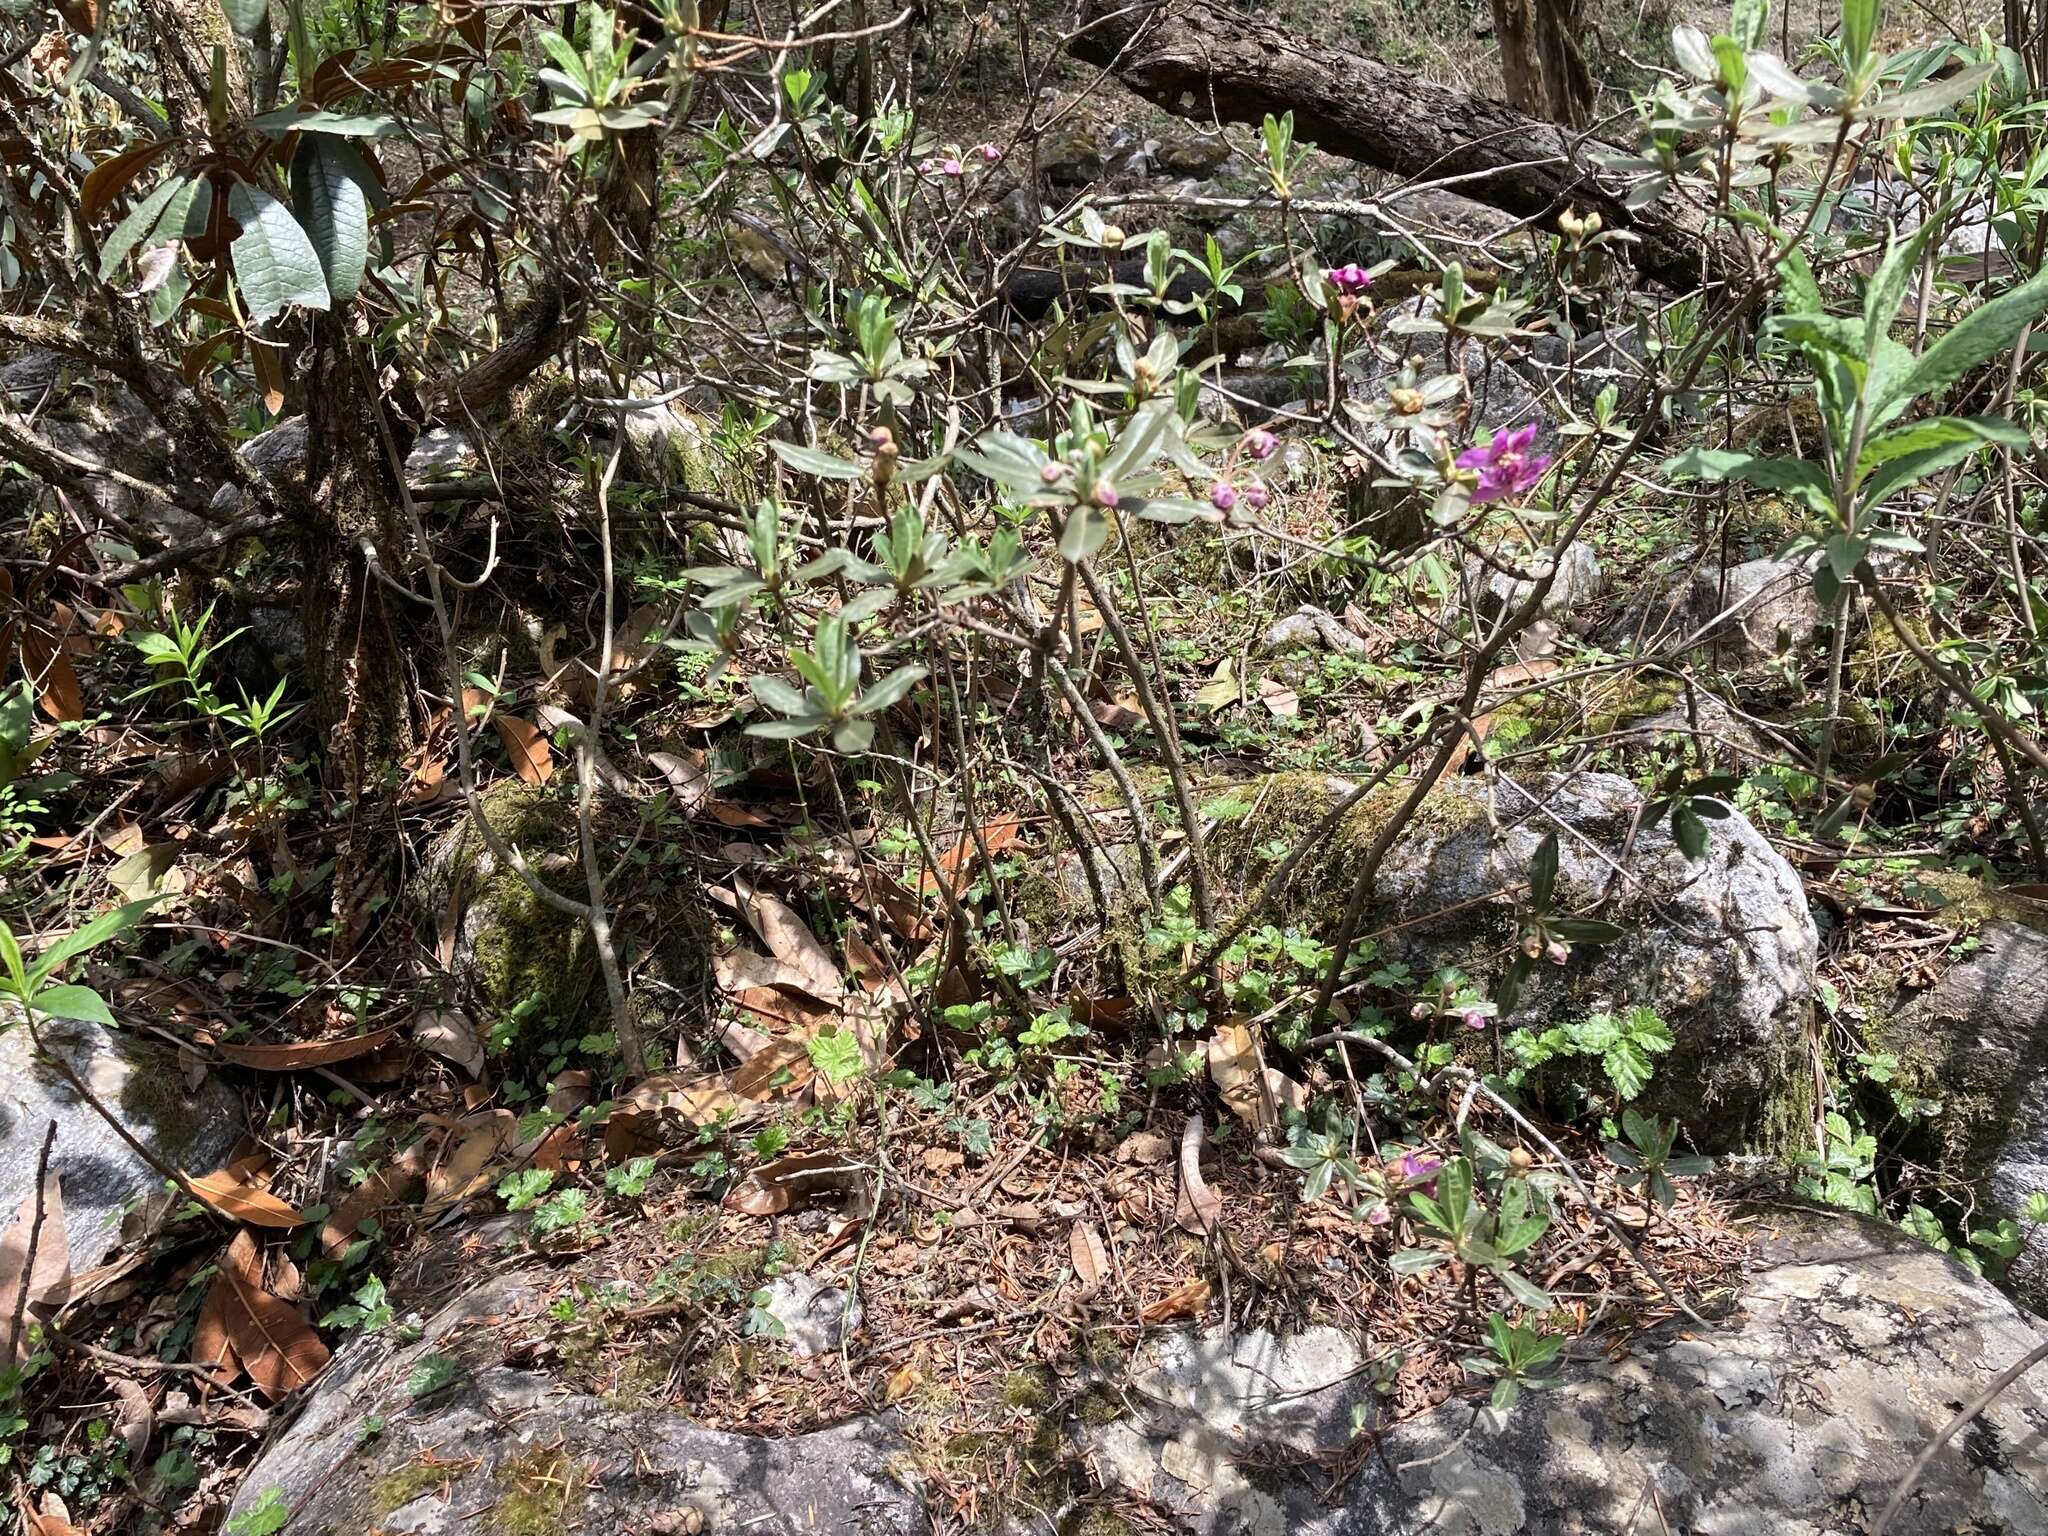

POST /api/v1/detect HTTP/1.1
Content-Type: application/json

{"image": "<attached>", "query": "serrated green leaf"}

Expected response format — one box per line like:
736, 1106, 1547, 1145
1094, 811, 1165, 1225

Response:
1879, 263, 2048, 417
1662, 447, 1837, 516
227, 181, 331, 324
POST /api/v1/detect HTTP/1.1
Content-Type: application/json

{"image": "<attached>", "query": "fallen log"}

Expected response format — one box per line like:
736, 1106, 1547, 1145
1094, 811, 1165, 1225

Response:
1067, 0, 1745, 294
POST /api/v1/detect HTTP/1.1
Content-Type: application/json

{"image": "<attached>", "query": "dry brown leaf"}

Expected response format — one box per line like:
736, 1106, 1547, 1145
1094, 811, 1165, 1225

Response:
412, 1009, 485, 1078
1069, 1221, 1108, 1292
493, 713, 554, 786
726, 1152, 866, 1216
646, 750, 711, 814
714, 947, 833, 1002
1114, 1129, 1173, 1166
0, 1168, 71, 1366
730, 1038, 814, 1101
884, 1360, 923, 1404
214, 1027, 398, 1071
924, 815, 1023, 895
1257, 676, 1300, 719
194, 1230, 328, 1400
422, 1110, 516, 1210
624, 1070, 758, 1128
24, 1492, 81, 1536
729, 878, 843, 999
186, 1167, 304, 1230
320, 1141, 431, 1259
1207, 1022, 1278, 1136
1174, 1115, 1223, 1236
110, 1378, 153, 1466
1140, 1277, 1214, 1323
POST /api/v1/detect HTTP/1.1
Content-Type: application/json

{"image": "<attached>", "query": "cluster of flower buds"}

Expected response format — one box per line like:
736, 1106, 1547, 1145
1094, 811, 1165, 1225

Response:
916, 143, 1002, 178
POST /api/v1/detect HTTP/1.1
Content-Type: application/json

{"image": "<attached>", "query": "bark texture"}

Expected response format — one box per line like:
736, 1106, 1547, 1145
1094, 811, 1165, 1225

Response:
1068, 0, 1744, 292
1493, 0, 1595, 126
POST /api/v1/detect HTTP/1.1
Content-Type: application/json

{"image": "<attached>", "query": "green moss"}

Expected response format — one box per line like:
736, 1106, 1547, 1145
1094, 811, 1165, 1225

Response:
1072, 1385, 1130, 1427
372, 1461, 449, 1516
1001, 1369, 1055, 1412
490, 1448, 585, 1536
1909, 870, 2048, 934
1067, 1511, 1138, 1536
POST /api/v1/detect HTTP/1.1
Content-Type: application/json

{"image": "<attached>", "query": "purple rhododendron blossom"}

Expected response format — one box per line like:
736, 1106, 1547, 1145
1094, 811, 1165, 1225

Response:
1397, 1152, 1442, 1186
1456, 422, 1552, 504
1242, 478, 1269, 511
1326, 263, 1372, 295
1209, 480, 1238, 513
1243, 427, 1279, 461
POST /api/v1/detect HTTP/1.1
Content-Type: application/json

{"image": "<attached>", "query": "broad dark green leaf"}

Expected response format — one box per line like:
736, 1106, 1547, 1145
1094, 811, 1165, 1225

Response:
218, 0, 268, 38
1662, 447, 1836, 516
227, 181, 331, 324
96, 177, 183, 282
291, 136, 369, 301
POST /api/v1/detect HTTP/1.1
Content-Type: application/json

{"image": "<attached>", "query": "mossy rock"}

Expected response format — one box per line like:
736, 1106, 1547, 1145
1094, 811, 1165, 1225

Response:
415, 782, 710, 1057
1211, 771, 1818, 1154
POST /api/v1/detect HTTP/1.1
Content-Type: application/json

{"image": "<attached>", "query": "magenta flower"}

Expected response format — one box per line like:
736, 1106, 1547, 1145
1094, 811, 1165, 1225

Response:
1209, 479, 1238, 513
1243, 428, 1279, 461
1365, 1201, 1392, 1226
1397, 1152, 1441, 1186
1242, 478, 1269, 512
1092, 479, 1119, 508
942, 157, 964, 177
977, 142, 1002, 162
1456, 422, 1553, 505
1326, 263, 1372, 295
1461, 1007, 1488, 1031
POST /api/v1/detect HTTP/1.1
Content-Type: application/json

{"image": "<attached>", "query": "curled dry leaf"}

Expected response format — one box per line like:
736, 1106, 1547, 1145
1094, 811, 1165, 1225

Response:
185, 1167, 304, 1229
1174, 1115, 1224, 1236
0, 1168, 71, 1367
110, 1376, 153, 1466
1207, 1022, 1277, 1136
422, 1109, 517, 1211
1069, 1221, 1109, 1293
726, 1151, 869, 1217
728, 878, 843, 999
25, 1492, 81, 1536
1140, 1277, 1215, 1324
191, 1230, 329, 1400
214, 1026, 399, 1071
412, 1009, 485, 1078
320, 1140, 431, 1259
646, 750, 711, 814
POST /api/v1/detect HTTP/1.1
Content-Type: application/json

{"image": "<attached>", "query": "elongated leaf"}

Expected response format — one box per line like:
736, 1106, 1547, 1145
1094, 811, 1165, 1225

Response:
25, 985, 115, 1025
291, 136, 369, 301
80, 139, 178, 222
772, 441, 863, 479
1856, 415, 2025, 475
218, 0, 268, 37
147, 177, 211, 251
250, 108, 399, 136
1858, 436, 2019, 515
27, 899, 155, 990
1879, 263, 2048, 416
1662, 447, 1836, 516
96, 178, 184, 282
226, 182, 331, 325
1863, 204, 1948, 355
1872, 61, 1993, 118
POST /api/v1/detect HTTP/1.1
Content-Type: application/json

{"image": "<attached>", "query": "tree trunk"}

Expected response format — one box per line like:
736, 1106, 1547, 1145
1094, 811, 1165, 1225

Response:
1068, 0, 1744, 292
1493, 0, 1594, 127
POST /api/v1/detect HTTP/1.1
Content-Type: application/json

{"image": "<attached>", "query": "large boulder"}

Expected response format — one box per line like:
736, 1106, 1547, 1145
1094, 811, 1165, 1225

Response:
0, 1017, 241, 1271
1218, 772, 1817, 1151
223, 1231, 921, 1535
1080, 1210, 2048, 1533
1607, 553, 1824, 668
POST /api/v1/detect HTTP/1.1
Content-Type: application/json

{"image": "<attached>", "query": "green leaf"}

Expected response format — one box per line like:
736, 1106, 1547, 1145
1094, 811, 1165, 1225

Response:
1856, 414, 2026, 476
1662, 447, 1836, 517
251, 108, 401, 137
771, 441, 864, 479
227, 181, 331, 324
1529, 832, 1559, 911
1604, 1038, 1655, 1100
748, 675, 812, 716
26, 984, 116, 1026
1672, 803, 1709, 860
0, 923, 25, 996
1059, 504, 1112, 563
1873, 61, 1994, 118
149, 176, 212, 249
97, 177, 185, 283
291, 136, 370, 302
27, 899, 156, 991
1862, 206, 1948, 356
1728, 0, 1768, 48
1498, 1269, 1553, 1310
218, 0, 268, 37
1879, 263, 2048, 417
1840, 0, 1876, 66
853, 665, 926, 716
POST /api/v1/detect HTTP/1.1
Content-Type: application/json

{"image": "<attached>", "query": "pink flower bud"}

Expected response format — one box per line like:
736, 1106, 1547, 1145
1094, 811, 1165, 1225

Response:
1461, 1008, 1487, 1031
1209, 480, 1238, 513
1242, 478, 1269, 511
1092, 479, 1119, 508
1040, 462, 1065, 485
1243, 428, 1278, 460
1547, 940, 1570, 966
942, 158, 963, 177
1365, 1202, 1391, 1226
977, 142, 1002, 162
1408, 1000, 1432, 1021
